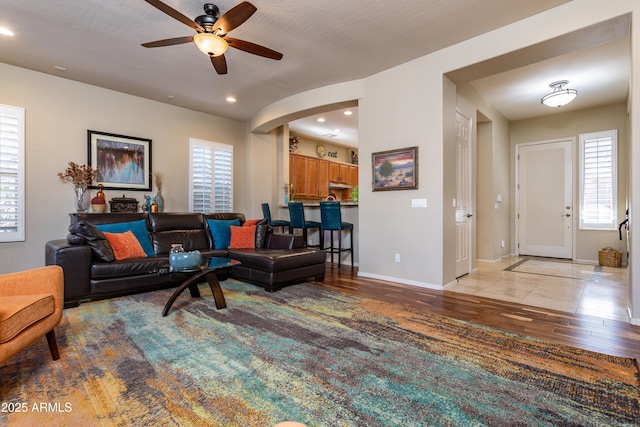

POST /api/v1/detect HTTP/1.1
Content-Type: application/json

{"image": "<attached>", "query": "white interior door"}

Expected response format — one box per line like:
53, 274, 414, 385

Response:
455, 111, 472, 277
517, 140, 573, 259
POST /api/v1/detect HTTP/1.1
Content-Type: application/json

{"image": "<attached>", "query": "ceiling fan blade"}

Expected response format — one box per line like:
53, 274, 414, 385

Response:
141, 35, 194, 48
213, 1, 257, 35
210, 55, 228, 75
225, 37, 283, 60
144, 0, 204, 32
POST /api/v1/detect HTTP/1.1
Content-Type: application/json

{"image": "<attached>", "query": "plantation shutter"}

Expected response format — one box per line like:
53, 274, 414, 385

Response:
579, 129, 617, 230
189, 139, 233, 213
0, 105, 25, 242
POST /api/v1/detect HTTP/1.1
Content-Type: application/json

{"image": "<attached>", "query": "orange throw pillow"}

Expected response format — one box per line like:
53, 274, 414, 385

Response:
243, 219, 260, 227
103, 231, 147, 260
229, 225, 256, 249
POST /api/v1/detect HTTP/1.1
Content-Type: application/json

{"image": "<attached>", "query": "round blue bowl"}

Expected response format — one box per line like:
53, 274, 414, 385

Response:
169, 250, 202, 270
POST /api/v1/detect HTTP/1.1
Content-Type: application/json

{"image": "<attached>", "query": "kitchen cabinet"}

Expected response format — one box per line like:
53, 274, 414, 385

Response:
347, 165, 358, 187
290, 154, 329, 199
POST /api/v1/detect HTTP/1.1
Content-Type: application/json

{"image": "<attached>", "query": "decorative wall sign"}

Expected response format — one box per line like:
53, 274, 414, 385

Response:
88, 130, 152, 191
372, 146, 418, 191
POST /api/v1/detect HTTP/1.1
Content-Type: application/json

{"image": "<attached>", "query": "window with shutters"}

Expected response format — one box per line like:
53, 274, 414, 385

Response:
0, 104, 25, 242
579, 129, 617, 230
189, 138, 233, 213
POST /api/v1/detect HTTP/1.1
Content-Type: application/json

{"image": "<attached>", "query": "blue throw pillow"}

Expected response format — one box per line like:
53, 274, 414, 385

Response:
96, 219, 155, 256
207, 218, 241, 249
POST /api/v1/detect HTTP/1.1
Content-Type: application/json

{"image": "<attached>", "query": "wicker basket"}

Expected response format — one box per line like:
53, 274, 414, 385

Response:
598, 247, 622, 267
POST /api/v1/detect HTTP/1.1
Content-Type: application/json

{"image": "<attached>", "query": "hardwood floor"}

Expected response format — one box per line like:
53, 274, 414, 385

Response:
316, 263, 640, 359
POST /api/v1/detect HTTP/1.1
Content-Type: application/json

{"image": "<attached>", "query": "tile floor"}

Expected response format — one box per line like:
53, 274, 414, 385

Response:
448, 256, 630, 322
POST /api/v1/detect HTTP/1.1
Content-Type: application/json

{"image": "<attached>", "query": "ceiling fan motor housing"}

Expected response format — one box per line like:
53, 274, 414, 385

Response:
195, 4, 219, 31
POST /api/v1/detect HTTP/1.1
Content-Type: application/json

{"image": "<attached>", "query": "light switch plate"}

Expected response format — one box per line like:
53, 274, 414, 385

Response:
411, 198, 427, 208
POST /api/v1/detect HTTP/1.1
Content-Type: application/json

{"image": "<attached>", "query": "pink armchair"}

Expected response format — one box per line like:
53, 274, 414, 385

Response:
0, 266, 64, 365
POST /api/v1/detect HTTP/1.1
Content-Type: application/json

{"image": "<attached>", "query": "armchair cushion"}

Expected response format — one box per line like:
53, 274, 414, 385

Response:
0, 294, 54, 343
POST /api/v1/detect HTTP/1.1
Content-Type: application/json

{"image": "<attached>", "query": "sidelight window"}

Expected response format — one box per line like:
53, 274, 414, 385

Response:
579, 129, 617, 230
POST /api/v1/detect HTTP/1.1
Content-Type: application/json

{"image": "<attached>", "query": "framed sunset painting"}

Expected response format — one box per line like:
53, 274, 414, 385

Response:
372, 146, 418, 191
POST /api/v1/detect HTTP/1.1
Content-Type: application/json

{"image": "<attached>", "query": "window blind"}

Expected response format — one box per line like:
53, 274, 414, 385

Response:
0, 105, 25, 242
189, 139, 233, 213
579, 130, 617, 230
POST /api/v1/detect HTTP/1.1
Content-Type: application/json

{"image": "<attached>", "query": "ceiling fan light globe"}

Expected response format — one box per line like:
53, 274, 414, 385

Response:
194, 33, 228, 57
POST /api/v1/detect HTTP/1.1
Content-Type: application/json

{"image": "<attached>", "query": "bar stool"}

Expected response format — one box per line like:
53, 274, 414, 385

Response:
261, 203, 290, 233
288, 202, 322, 248
320, 201, 353, 268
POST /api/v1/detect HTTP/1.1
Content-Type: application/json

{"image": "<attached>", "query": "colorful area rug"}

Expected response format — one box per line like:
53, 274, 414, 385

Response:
1, 280, 638, 426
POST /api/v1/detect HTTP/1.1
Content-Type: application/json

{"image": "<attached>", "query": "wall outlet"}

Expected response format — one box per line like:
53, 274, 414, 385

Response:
500, 240, 505, 248
395, 253, 401, 263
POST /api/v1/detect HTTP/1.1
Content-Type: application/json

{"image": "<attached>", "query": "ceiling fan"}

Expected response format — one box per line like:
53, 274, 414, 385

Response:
141, 0, 283, 75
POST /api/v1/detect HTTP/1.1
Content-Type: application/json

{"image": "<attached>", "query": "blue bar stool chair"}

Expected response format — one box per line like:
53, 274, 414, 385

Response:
261, 203, 290, 233
288, 202, 322, 248
320, 201, 353, 268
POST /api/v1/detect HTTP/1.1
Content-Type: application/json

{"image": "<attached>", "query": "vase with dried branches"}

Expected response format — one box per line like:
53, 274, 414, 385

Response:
153, 172, 164, 213
58, 162, 98, 213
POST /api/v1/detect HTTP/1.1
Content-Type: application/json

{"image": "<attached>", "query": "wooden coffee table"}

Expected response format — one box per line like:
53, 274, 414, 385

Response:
162, 257, 239, 317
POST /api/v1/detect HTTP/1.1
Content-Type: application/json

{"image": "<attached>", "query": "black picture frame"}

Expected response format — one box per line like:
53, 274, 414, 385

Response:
87, 130, 152, 191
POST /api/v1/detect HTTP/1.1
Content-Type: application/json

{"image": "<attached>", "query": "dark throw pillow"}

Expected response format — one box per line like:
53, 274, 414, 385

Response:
68, 220, 115, 262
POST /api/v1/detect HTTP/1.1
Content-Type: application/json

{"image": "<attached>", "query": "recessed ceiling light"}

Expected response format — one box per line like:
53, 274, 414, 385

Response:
226, 97, 236, 103
167, 95, 175, 100
317, 118, 325, 122
0, 27, 15, 37
343, 111, 353, 116
334, 129, 341, 133
54, 65, 66, 72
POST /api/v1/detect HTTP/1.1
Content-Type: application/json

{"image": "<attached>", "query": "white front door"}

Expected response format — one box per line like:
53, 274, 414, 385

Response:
517, 139, 573, 259
455, 111, 472, 277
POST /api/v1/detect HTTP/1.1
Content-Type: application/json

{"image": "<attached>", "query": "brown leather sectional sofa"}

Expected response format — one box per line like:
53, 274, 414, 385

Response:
45, 212, 326, 308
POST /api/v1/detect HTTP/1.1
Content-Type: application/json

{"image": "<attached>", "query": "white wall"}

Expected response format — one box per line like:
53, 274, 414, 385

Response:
0, 62, 246, 274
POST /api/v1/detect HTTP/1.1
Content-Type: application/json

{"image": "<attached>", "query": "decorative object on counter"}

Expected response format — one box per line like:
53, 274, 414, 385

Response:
87, 130, 152, 191
372, 146, 418, 191
290, 184, 295, 202
350, 186, 358, 202
142, 194, 152, 213
91, 195, 106, 213
351, 150, 358, 165
153, 171, 165, 212
282, 182, 289, 205
108, 195, 139, 213
289, 136, 299, 153
58, 161, 98, 213
91, 183, 107, 213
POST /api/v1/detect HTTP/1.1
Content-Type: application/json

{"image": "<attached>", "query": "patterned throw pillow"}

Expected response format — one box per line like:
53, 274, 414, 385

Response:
103, 231, 148, 260
228, 225, 256, 249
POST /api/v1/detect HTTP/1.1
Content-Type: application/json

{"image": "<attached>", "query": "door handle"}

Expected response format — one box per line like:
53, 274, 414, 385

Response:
465, 214, 473, 218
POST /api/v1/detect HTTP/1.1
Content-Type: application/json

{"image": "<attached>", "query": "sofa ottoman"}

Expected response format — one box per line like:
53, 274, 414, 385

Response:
228, 248, 326, 292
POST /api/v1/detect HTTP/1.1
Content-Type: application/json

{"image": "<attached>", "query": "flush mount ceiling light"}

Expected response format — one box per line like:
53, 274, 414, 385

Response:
193, 33, 229, 57
541, 80, 577, 107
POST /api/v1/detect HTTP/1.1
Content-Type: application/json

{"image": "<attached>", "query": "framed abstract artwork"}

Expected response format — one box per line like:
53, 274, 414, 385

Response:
372, 146, 418, 191
87, 130, 152, 191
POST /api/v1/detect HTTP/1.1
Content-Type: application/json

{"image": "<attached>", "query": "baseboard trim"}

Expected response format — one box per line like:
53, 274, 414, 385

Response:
357, 271, 444, 291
